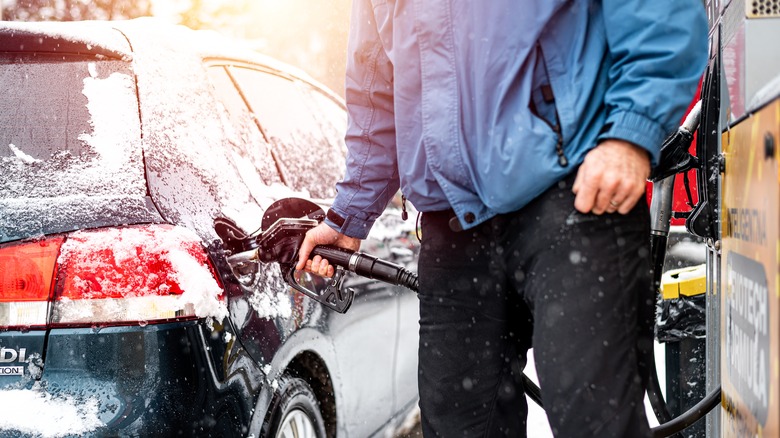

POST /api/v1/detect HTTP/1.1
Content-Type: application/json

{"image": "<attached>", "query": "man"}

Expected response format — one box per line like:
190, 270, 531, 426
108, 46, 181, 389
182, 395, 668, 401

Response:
297, 1, 707, 436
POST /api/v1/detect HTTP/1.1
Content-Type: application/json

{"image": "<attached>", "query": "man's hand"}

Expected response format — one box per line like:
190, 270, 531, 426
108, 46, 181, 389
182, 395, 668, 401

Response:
295, 222, 361, 278
572, 139, 651, 215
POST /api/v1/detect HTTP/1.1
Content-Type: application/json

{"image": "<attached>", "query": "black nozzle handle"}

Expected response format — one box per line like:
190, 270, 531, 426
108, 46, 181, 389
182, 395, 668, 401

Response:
311, 245, 419, 292
310, 245, 355, 268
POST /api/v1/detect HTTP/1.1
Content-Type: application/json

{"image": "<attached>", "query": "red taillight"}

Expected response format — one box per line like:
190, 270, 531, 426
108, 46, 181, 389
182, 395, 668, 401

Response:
52, 225, 226, 327
0, 237, 64, 328
0, 225, 227, 329
58, 226, 206, 300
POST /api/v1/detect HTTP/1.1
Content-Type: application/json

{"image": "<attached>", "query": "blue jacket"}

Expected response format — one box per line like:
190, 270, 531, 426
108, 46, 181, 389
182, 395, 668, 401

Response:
327, 0, 708, 239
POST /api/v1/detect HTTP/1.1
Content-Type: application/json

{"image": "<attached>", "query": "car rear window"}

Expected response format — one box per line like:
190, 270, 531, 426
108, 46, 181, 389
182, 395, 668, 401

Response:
0, 56, 154, 243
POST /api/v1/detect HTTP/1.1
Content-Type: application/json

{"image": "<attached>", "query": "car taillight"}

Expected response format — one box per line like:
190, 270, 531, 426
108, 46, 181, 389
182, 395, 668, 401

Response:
0, 225, 226, 329
51, 225, 225, 327
0, 237, 64, 328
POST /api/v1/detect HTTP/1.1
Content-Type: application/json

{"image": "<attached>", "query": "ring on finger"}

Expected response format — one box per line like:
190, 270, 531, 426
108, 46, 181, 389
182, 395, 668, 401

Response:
609, 200, 619, 207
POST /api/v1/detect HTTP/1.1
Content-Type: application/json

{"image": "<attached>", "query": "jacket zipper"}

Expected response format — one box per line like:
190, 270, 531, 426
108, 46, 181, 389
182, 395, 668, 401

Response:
536, 44, 568, 168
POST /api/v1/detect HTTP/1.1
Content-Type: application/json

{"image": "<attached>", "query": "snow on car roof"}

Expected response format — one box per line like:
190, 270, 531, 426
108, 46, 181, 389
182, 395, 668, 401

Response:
0, 17, 342, 105
113, 17, 344, 105
0, 20, 131, 60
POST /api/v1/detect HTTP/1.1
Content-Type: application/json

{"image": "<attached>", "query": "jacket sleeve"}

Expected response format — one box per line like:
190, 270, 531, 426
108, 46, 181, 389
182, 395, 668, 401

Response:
597, 0, 708, 164
325, 0, 399, 240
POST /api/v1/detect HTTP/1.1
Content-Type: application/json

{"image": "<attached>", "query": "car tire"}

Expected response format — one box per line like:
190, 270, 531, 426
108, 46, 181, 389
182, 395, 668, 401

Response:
268, 375, 327, 438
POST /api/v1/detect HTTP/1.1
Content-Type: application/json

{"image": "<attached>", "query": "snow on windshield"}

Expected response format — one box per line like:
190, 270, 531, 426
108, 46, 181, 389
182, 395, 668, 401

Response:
0, 386, 103, 437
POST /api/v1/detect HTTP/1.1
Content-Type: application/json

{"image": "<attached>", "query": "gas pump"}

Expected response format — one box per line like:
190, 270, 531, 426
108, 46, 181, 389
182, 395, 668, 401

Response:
650, 1, 780, 436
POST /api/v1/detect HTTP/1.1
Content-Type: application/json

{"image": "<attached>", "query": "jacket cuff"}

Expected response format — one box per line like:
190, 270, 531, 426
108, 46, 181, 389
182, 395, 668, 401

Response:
597, 109, 667, 166
324, 207, 376, 240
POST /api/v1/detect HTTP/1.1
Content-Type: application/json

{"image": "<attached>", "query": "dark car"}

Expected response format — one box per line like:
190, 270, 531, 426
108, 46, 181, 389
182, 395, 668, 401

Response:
0, 19, 420, 437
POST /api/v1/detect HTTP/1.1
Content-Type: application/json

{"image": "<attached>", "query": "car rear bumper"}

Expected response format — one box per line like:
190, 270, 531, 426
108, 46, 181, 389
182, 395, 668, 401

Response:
0, 321, 258, 437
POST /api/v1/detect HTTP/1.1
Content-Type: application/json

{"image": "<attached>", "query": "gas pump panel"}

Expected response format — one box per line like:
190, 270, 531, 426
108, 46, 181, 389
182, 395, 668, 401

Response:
721, 96, 780, 437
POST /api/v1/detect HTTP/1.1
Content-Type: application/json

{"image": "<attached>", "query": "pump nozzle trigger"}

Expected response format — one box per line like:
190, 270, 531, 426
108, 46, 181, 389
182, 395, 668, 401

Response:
282, 264, 354, 313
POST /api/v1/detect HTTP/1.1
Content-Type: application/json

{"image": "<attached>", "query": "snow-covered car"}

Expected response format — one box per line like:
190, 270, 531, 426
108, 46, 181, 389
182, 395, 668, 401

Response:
0, 19, 420, 437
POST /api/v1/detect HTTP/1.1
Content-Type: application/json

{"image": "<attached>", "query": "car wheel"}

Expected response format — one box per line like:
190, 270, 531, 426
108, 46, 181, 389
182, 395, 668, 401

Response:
269, 375, 327, 438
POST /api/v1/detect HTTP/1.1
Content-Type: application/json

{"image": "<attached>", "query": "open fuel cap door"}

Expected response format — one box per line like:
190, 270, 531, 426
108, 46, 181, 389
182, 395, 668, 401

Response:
215, 198, 354, 313
258, 199, 353, 313
261, 198, 325, 231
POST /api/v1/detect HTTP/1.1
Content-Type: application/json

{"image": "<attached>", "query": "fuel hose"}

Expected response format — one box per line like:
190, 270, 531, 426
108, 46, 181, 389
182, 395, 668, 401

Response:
651, 387, 721, 438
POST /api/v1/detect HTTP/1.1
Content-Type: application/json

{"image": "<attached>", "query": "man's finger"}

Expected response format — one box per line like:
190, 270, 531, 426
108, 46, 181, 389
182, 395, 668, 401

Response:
572, 165, 583, 195
616, 185, 646, 215
593, 190, 613, 215
596, 176, 632, 214
574, 184, 596, 213
296, 237, 315, 271
310, 255, 322, 272
616, 198, 638, 215
573, 166, 602, 213
311, 255, 331, 277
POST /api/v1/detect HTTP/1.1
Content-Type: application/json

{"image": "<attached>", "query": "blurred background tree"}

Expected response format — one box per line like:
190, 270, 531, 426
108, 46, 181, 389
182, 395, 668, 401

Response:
1, 0, 153, 21
1, 0, 352, 96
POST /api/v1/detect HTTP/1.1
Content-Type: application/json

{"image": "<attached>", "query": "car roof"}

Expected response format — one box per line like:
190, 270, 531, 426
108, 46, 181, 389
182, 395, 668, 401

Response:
114, 18, 343, 103
0, 18, 343, 105
0, 20, 132, 59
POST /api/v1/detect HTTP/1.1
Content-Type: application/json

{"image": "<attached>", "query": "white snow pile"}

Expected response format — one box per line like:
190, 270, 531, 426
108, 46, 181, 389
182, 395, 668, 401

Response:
78, 65, 140, 169
169, 244, 229, 323
249, 288, 293, 320
7, 143, 41, 164
247, 264, 293, 320
0, 386, 104, 437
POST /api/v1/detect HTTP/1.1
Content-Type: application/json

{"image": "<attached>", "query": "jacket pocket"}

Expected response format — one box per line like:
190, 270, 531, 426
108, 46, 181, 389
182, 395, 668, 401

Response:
530, 44, 568, 167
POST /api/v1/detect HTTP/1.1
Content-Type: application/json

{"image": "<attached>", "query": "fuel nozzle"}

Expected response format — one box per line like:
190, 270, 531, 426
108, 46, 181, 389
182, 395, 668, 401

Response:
650, 101, 701, 182
216, 198, 419, 314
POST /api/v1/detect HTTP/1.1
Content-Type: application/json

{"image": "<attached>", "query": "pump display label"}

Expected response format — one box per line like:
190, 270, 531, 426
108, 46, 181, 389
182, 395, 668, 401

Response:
725, 252, 770, 424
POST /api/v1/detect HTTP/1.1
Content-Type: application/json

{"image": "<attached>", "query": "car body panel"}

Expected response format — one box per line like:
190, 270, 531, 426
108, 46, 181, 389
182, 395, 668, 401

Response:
0, 332, 45, 383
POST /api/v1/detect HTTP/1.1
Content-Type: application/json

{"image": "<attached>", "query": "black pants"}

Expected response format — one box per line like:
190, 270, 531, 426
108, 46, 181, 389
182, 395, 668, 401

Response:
417, 175, 654, 437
